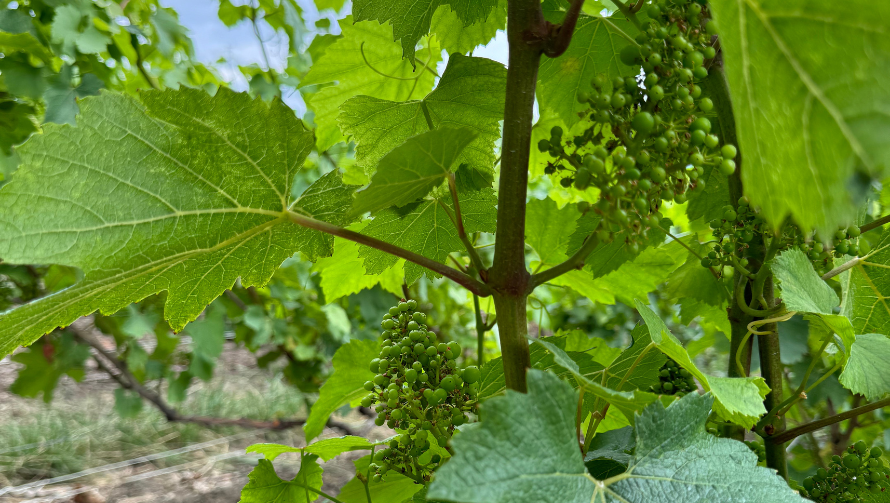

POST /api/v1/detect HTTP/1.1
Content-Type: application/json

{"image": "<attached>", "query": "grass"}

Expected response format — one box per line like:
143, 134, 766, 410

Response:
0, 377, 308, 487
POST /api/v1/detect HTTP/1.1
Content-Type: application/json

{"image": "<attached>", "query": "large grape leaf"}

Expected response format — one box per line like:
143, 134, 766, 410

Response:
351, 128, 477, 215
239, 457, 324, 503
838, 333, 890, 401
303, 339, 379, 441
428, 370, 805, 503
430, 0, 506, 55
0, 88, 351, 357
339, 54, 506, 180
300, 18, 440, 151
353, 0, 498, 63
537, 7, 639, 128
358, 188, 497, 284
710, 0, 890, 233
636, 301, 769, 428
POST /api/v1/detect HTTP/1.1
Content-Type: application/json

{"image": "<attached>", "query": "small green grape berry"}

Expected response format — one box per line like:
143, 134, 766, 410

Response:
425, 346, 437, 357
719, 159, 736, 176
462, 366, 481, 384
649, 85, 665, 101
843, 454, 862, 470
398, 302, 409, 312
382, 319, 395, 329
574, 168, 592, 190
537, 139, 550, 152
849, 225, 862, 237
632, 111, 656, 135
721, 144, 738, 159
651, 167, 667, 183
690, 117, 712, 133
698, 97, 714, 112
577, 90, 591, 103
594, 146, 609, 159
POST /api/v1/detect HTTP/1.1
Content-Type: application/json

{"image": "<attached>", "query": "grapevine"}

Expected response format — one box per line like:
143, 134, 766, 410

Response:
541, 0, 735, 252
361, 300, 480, 483
799, 441, 889, 502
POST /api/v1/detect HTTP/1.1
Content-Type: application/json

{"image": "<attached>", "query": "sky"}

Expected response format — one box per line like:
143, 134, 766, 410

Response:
159, 0, 510, 114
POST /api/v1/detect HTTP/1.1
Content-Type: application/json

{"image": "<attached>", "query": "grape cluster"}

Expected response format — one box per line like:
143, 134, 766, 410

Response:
701, 196, 863, 276
539, 0, 737, 252
361, 300, 481, 482
649, 358, 696, 395
799, 441, 889, 502
744, 439, 767, 464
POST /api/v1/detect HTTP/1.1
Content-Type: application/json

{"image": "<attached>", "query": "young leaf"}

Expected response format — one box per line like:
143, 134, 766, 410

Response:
351, 128, 477, 215
773, 249, 856, 357
709, 0, 890, 232
312, 230, 405, 302
358, 188, 497, 284
773, 249, 839, 314
533, 338, 659, 422
248, 435, 376, 462
525, 197, 581, 267
303, 339, 378, 441
0, 88, 350, 357
537, 9, 639, 128
10, 332, 90, 402
353, 0, 498, 63
301, 18, 440, 150
842, 231, 890, 335
337, 454, 422, 503
339, 54, 506, 180
838, 333, 890, 401
430, 0, 506, 55
430, 370, 804, 503
636, 301, 769, 428
239, 457, 324, 503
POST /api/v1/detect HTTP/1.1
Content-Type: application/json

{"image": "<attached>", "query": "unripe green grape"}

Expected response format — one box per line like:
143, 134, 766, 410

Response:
649, 52, 663, 65
574, 168, 592, 190
646, 4, 662, 17
690, 129, 706, 146
425, 346, 437, 357
625, 168, 641, 180
594, 146, 608, 159
382, 319, 395, 330
849, 225, 861, 237
611, 93, 627, 108
703, 46, 716, 59
684, 51, 704, 68
721, 144, 738, 159
595, 93, 611, 109
644, 73, 659, 87
705, 20, 718, 34
551, 126, 563, 139
698, 97, 714, 112
620, 45, 640, 65
704, 134, 719, 149
651, 166, 667, 183
537, 139, 550, 152
671, 98, 684, 110
610, 184, 627, 197
462, 366, 481, 384
632, 111, 655, 135
693, 66, 708, 79
689, 152, 704, 166
690, 117, 711, 133
719, 159, 736, 175
577, 90, 591, 103
649, 85, 665, 101
634, 197, 649, 212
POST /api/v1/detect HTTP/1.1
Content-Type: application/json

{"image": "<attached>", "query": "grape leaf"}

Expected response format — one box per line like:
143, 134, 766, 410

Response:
0, 31, 53, 62
709, 0, 890, 232
10, 332, 90, 402
338, 454, 422, 503
773, 249, 856, 357
664, 238, 729, 307
838, 333, 890, 401
352, 128, 477, 215
339, 54, 506, 180
303, 339, 378, 441
239, 457, 323, 503
842, 231, 890, 335
773, 249, 838, 314
353, 0, 498, 63
358, 188, 497, 284
636, 301, 769, 428
537, 10, 639, 128
301, 18, 440, 151
525, 197, 580, 266
430, 370, 804, 503
430, 0, 506, 55
313, 229, 405, 302
248, 435, 376, 462
533, 338, 659, 422
0, 88, 354, 357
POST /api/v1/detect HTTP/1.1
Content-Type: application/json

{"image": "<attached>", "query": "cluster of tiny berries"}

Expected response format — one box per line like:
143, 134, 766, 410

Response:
702, 197, 862, 276
541, 0, 737, 253
649, 358, 696, 395
361, 300, 480, 482
799, 441, 888, 502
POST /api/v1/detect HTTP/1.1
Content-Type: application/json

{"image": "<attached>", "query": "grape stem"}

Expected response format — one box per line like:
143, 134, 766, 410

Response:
543, 0, 585, 58
287, 210, 492, 296
768, 396, 890, 445
860, 214, 890, 234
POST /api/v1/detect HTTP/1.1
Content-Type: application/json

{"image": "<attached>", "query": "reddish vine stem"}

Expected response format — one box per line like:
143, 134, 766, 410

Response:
543, 0, 585, 57
860, 214, 890, 234
287, 211, 492, 296
769, 396, 890, 445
